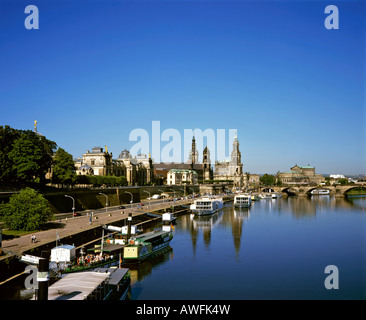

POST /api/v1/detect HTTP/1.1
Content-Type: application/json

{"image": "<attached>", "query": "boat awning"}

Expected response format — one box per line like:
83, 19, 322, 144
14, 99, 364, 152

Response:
48, 271, 110, 300
135, 230, 169, 242
87, 244, 124, 253
93, 267, 129, 286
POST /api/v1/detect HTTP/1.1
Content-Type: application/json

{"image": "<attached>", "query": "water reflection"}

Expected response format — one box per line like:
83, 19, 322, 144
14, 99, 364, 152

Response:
7, 195, 366, 300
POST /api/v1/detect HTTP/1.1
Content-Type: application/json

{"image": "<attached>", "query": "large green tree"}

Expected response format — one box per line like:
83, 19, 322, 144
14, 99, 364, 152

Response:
0, 125, 21, 181
8, 130, 56, 183
0, 188, 53, 231
52, 147, 77, 187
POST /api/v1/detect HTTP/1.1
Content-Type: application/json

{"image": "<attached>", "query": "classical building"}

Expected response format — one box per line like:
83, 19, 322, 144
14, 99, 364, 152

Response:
76, 146, 113, 176
214, 134, 246, 188
167, 169, 198, 185
278, 164, 325, 185
75, 146, 154, 185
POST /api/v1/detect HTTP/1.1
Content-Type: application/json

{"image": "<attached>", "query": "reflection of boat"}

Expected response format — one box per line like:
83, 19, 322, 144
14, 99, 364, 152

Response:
190, 197, 224, 216
234, 194, 252, 208
123, 229, 173, 263
311, 189, 330, 195
191, 209, 224, 230
233, 208, 250, 220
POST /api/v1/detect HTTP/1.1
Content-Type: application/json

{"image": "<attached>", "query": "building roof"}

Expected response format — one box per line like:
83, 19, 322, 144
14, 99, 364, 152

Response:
168, 169, 197, 174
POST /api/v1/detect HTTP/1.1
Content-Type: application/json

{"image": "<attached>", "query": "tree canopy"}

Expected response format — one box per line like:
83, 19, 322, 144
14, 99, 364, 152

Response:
260, 174, 276, 186
0, 188, 53, 231
52, 147, 77, 187
0, 126, 57, 184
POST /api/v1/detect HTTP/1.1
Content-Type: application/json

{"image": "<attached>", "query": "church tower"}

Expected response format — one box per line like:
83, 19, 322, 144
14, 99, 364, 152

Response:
230, 132, 243, 188
203, 146, 212, 181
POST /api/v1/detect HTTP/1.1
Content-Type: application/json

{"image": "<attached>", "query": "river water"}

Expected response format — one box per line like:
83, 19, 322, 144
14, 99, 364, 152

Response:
2, 195, 365, 300
129, 195, 366, 300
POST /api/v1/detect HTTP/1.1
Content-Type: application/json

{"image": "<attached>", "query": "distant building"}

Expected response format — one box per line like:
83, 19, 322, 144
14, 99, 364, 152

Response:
278, 164, 325, 185
214, 133, 246, 188
153, 135, 213, 184
167, 169, 198, 185
76, 146, 154, 185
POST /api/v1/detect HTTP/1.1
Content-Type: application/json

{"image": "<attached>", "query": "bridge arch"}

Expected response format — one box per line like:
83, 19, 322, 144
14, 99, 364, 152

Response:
281, 187, 298, 196
306, 186, 332, 196
342, 186, 366, 197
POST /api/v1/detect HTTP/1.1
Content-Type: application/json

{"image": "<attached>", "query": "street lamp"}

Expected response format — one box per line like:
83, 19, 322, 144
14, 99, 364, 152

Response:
99, 193, 108, 214
125, 192, 133, 216
169, 189, 176, 214
65, 195, 75, 218
143, 190, 151, 208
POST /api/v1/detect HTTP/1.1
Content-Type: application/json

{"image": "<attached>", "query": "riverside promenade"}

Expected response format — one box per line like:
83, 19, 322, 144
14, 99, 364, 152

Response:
1, 199, 192, 258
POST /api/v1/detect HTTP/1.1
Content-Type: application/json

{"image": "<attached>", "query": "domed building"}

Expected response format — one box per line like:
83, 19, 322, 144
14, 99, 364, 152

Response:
76, 146, 154, 185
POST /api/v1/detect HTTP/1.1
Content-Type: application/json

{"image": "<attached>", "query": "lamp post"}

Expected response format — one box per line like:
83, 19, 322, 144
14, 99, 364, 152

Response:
99, 193, 108, 214
158, 189, 166, 210
125, 192, 133, 216
65, 195, 75, 218
170, 189, 176, 214
143, 190, 151, 208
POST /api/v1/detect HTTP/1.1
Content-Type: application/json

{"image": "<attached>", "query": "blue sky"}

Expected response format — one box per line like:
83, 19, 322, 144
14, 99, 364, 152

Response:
1, 0, 365, 175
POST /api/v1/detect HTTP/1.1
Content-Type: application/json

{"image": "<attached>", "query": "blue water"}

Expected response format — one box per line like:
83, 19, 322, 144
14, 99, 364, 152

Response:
130, 196, 366, 300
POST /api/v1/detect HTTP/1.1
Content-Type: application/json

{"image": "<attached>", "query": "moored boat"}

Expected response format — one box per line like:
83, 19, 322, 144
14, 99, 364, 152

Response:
311, 189, 330, 195
123, 228, 173, 263
190, 196, 224, 216
234, 194, 252, 208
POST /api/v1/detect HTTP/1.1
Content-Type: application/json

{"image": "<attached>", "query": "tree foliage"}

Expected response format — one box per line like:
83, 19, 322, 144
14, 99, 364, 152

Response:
0, 125, 21, 181
52, 147, 77, 186
260, 174, 276, 186
0, 188, 53, 231
0, 126, 57, 184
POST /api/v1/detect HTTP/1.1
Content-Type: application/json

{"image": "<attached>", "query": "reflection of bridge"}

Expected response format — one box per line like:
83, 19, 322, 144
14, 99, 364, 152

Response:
258, 185, 363, 197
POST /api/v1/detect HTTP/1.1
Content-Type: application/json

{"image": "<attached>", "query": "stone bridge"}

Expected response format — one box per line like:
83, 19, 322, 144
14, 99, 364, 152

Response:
257, 185, 363, 197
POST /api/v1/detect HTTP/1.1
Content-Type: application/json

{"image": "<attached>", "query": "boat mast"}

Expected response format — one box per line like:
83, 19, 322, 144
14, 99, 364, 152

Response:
127, 212, 132, 244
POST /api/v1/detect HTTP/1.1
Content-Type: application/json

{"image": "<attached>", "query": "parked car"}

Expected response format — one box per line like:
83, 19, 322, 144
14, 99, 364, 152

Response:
119, 205, 126, 209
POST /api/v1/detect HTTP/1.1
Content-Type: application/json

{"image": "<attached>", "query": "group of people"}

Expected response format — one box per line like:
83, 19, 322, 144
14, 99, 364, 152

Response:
76, 253, 115, 266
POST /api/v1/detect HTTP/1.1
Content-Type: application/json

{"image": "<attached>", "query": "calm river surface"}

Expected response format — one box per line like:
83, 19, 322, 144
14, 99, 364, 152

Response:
3, 195, 366, 300
129, 196, 365, 300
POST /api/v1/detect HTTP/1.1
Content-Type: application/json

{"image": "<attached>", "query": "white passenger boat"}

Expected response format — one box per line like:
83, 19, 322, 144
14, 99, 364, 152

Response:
234, 194, 252, 208
259, 193, 272, 199
190, 197, 224, 216
311, 189, 330, 195
271, 192, 282, 199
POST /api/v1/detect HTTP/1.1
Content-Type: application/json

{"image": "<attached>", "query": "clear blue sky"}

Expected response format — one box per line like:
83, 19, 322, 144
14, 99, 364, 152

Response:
1, 0, 365, 175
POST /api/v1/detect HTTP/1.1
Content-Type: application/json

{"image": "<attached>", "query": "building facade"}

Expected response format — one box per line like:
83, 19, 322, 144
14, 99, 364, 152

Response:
214, 134, 246, 188
278, 165, 325, 185
75, 146, 154, 185
154, 135, 213, 184
167, 169, 198, 185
